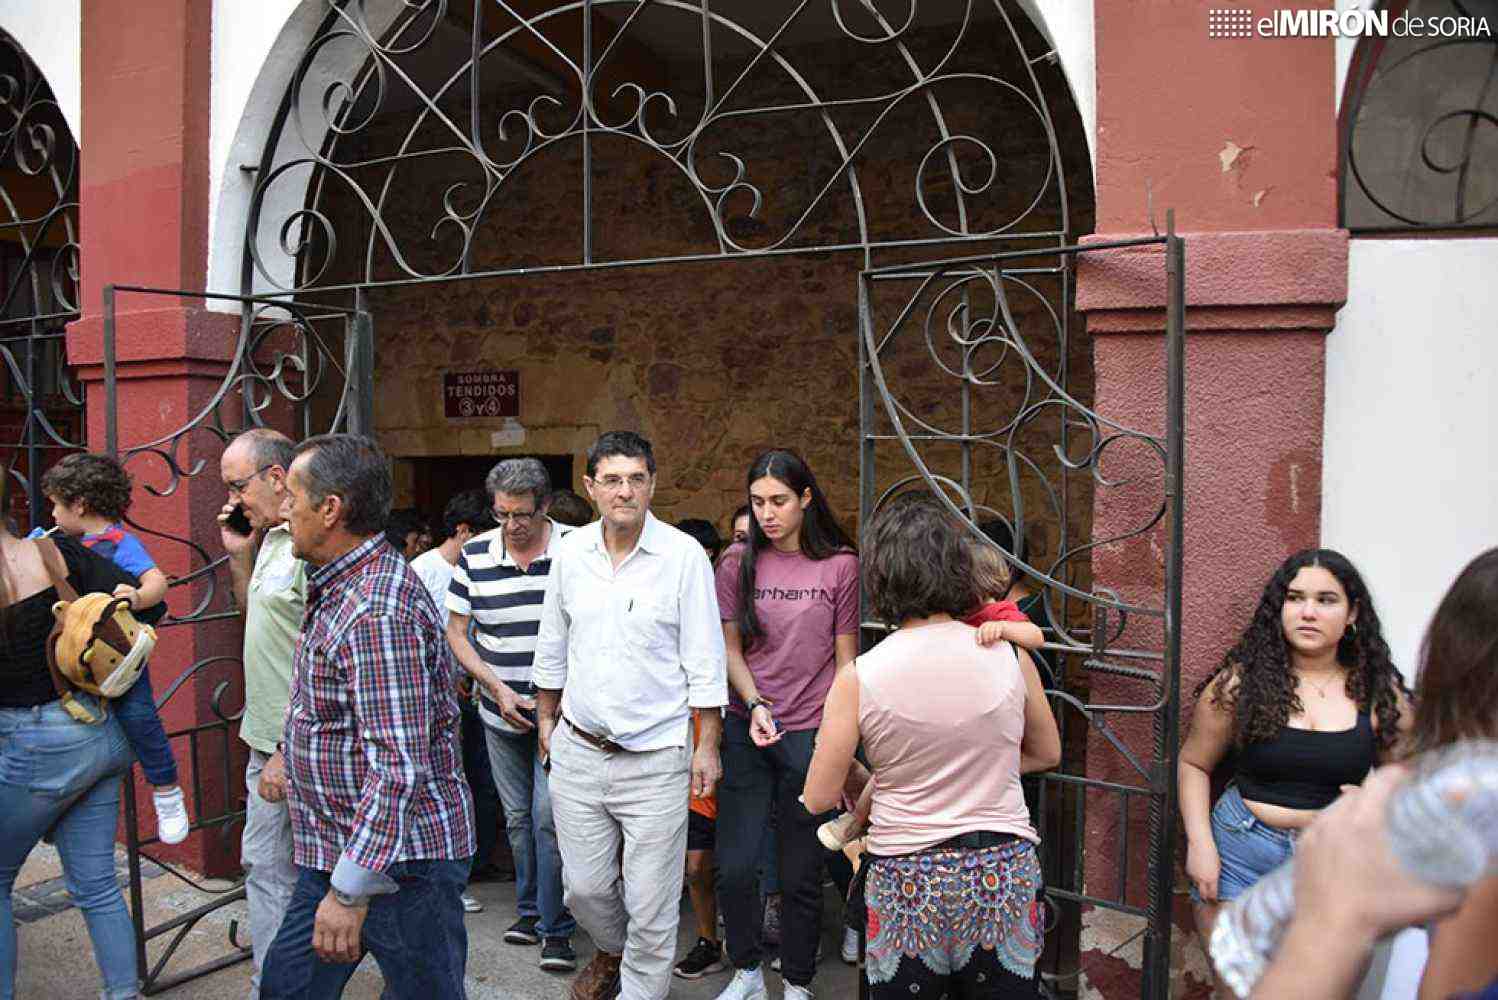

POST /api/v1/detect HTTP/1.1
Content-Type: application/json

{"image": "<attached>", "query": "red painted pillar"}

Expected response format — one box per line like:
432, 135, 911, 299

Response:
66, 0, 243, 876
1074, 4, 1347, 995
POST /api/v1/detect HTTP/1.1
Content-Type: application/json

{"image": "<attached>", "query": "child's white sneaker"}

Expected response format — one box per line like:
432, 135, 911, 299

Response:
153, 787, 189, 845
816, 812, 864, 852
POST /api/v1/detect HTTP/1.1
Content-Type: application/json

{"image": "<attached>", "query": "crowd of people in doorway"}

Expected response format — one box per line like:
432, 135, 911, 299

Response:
0, 425, 1494, 1000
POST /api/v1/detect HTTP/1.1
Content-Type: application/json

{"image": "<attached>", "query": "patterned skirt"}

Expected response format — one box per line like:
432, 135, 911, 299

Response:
864, 839, 1044, 998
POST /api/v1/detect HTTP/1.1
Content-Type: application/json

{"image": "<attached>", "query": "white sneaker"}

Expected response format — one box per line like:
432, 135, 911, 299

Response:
816, 812, 864, 852
784, 985, 815, 1000
840, 927, 859, 964
713, 966, 768, 1000
153, 787, 189, 845
461, 893, 483, 913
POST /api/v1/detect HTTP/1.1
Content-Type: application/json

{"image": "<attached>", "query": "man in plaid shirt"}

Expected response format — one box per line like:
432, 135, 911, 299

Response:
261, 434, 475, 999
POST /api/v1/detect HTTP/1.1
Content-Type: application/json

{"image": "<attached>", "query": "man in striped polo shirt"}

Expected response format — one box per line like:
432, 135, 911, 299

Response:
446, 457, 578, 972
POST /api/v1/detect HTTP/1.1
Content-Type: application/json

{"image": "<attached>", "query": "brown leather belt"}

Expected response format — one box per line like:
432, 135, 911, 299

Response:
564, 717, 628, 754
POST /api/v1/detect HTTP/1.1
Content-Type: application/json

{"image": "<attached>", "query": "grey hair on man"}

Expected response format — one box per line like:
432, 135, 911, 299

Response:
486, 457, 551, 506
290, 434, 392, 537
240, 426, 296, 472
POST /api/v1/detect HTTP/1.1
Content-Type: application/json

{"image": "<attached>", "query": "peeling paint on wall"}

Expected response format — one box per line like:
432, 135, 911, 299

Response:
1219, 140, 1253, 173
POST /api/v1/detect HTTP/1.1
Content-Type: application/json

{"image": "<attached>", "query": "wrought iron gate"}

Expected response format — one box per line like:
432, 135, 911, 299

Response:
0, 28, 84, 528
102, 285, 374, 993
92, 0, 1185, 995
230, 0, 1187, 995
858, 226, 1185, 996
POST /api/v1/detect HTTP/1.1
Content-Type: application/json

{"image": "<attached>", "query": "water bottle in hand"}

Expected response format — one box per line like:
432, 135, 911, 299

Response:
1210, 740, 1498, 998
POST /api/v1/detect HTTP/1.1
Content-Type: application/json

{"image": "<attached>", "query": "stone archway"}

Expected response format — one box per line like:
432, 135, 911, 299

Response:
159, 4, 1194, 998
224, 5, 1158, 995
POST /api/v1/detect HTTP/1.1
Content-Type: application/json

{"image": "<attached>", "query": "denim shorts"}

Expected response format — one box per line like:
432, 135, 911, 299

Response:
1192, 785, 1295, 903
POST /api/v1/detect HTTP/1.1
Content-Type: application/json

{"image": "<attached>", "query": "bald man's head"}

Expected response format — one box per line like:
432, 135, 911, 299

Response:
222, 428, 296, 529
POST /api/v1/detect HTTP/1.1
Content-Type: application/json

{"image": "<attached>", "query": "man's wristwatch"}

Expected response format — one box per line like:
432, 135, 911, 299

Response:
330, 887, 370, 908
746, 698, 770, 715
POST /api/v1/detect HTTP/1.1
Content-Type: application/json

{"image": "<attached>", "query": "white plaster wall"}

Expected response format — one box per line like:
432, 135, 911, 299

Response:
1322, 239, 1498, 677
1016, 0, 1096, 176
208, 0, 316, 304
0, 0, 82, 142
210, 0, 452, 306
1326, 6, 1498, 679
1334, 0, 1381, 113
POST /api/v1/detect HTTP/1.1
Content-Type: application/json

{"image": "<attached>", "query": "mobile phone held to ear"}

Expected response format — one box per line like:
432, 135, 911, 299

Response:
225, 503, 254, 537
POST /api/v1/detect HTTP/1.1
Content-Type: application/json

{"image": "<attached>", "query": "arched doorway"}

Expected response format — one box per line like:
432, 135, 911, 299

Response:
105, 2, 1185, 995
236, 0, 1100, 671
0, 28, 83, 530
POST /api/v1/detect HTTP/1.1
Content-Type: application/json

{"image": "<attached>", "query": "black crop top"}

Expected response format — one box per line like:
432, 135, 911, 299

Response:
1235, 713, 1377, 810
0, 535, 165, 710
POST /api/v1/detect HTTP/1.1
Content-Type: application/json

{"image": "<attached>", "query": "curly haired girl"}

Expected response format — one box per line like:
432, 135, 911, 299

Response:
1176, 548, 1411, 985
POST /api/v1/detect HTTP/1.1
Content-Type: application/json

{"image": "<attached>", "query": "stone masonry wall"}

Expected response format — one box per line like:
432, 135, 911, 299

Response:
313, 4, 1095, 556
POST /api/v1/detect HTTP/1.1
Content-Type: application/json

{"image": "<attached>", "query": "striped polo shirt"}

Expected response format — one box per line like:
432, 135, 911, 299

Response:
447, 518, 572, 731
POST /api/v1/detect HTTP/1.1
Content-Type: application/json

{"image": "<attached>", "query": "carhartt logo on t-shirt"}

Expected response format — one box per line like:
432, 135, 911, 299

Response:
753, 586, 831, 602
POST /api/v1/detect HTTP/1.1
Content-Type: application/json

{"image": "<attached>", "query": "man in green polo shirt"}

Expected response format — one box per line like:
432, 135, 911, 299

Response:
219, 427, 306, 999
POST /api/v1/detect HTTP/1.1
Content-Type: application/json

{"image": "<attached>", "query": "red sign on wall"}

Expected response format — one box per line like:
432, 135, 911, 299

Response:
443, 369, 520, 419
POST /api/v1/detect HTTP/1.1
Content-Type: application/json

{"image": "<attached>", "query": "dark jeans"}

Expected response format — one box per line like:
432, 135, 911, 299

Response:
113, 665, 178, 787
459, 698, 501, 874
260, 860, 469, 999
717, 717, 834, 987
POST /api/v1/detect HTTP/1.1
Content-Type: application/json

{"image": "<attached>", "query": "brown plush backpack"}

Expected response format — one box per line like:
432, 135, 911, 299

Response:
38, 539, 158, 725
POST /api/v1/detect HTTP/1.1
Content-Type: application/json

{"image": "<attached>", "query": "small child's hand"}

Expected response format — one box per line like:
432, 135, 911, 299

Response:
112, 583, 139, 609
975, 621, 1007, 646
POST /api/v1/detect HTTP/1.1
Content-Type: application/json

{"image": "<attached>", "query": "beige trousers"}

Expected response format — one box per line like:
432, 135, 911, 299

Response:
548, 721, 690, 1000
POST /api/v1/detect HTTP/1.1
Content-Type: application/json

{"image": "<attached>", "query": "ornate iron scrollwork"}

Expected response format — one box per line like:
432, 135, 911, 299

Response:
1341, 0, 1498, 231
0, 29, 83, 528
858, 227, 1186, 997
245, 0, 1071, 293
106, 290, 365, 628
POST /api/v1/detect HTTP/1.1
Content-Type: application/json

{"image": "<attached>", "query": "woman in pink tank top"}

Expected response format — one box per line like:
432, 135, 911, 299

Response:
804, 492, 1061, 1000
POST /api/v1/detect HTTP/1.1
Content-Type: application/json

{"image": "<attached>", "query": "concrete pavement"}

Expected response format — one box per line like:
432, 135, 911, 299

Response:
11, 843, 859, 998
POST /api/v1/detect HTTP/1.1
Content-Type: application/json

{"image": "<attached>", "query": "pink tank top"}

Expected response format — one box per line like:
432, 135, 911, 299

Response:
857, 620, 1037, 855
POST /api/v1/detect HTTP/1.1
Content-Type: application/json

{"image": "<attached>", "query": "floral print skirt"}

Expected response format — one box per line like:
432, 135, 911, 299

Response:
863, 839, 1044, 998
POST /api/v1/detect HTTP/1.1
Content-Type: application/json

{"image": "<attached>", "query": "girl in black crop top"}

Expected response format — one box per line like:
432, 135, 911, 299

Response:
0, 533, 156, 707
1176, 548, 1411, 989
0, 524, 165, 997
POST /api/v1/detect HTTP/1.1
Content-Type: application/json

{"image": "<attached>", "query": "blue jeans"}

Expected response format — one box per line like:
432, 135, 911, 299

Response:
260, 860, 469, 999
0, 697, 139, 1000
484, 724, 574, 938
1196, 785, 1297, 903
113, 667, 178, 788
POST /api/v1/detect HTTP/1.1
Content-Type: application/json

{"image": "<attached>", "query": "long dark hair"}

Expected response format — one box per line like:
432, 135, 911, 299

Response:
735, 449, 854, 649
1196, 548, 1407, 753
1409, 547, 1498, 755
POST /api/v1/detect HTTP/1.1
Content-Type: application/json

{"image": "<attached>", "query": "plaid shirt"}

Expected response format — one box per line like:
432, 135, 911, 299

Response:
284, 535, 474, 894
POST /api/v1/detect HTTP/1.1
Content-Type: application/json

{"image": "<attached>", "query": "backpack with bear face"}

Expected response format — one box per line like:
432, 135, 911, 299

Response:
38, 539, 157, 725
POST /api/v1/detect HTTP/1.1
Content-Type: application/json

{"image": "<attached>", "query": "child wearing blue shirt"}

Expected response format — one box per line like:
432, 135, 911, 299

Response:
38, 453, 187, 844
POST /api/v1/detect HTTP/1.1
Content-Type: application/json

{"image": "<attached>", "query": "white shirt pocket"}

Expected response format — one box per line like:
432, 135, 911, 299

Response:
623, 593, 676, 656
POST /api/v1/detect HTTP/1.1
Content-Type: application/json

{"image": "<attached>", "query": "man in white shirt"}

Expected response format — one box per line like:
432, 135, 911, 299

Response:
534, 431, 727, 1000
409, 489, 491, 610
448, 459, 580, 973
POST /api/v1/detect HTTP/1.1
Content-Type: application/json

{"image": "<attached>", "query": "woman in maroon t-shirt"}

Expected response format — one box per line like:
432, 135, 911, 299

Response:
712, 449, 859, 1000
